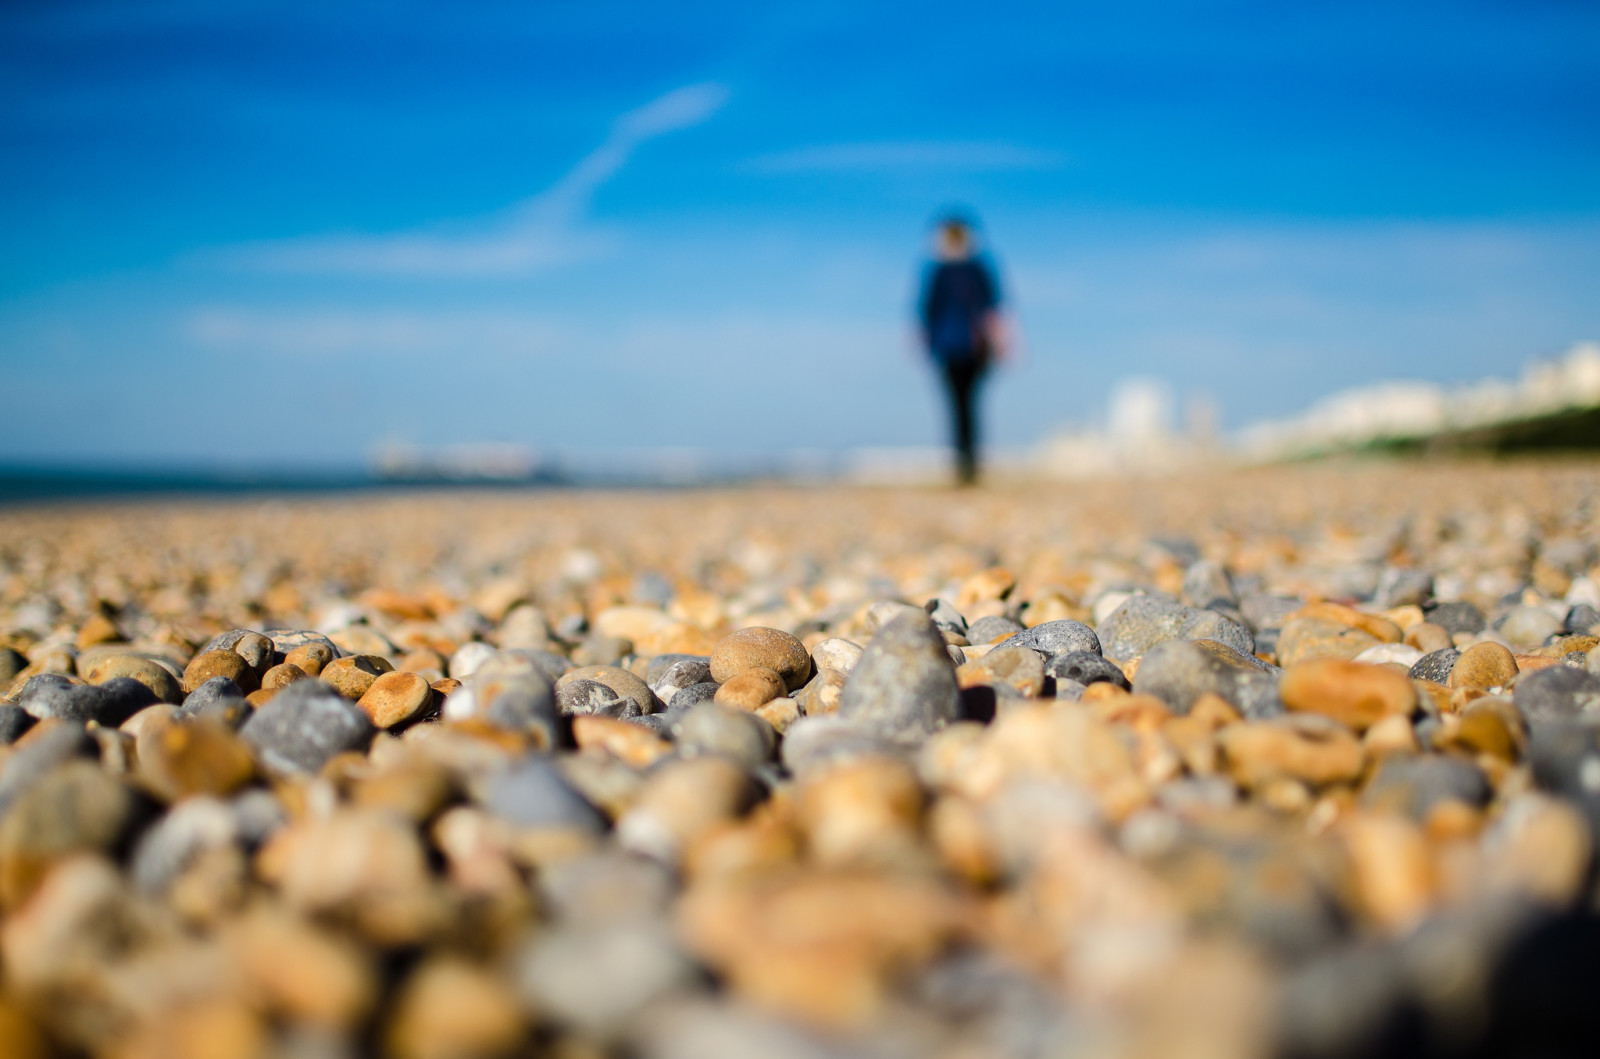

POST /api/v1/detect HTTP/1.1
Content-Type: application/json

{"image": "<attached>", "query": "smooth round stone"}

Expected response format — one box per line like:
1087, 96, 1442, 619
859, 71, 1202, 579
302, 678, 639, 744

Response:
1214, 714, 1365, 788
387, 956, 524, 1059
1405, 622, 1454, 653
321, 655, 395, 700
1408, 649, 1460, 684
714, 667, 787, 711
645, 654, 711, 686
956, 647, 1045, 698
475, 672, 559, 740
571, 635, 631, 668
794, 667, 848, 716
1182, 559, 1237, 608
1449, 642, 1519, 691
269, 628, 341, 660
810, 638, 864, 674
1362, 754, 1490, 819
838, 611, 961, 741
139, 717, 257, 802
1499, 606, 1565, 650
448, 642, 497, 681
675, 702, 775, 767
1239, 594, 1304, 633
183, 649, 259, 696
709, 628, 811, 691
515, 921, 694, 1034
557, 665, 660, 716
1133, 639, 1282, 718
616, 755, 757, 862
1097, 594, 1254, 661
780, 716, 900, 777
0, 647, 27, 685
965, 615, 1025, 645
0, 704, 35, 744
0, 759, 140, 908
483, 757, 607, 833
1281, 658, 1417, 732
18, 674, 152, 726
1046, 651, 1130, 690
993, 619, 1101, 659
557, 678, 632, 717
178, 676, 248, 725
668, 681, 719, 711
1513, 666, 1600, 724
261, 662, 310, 691
129, 795, 238, 895
80, 654, 183, 705
198, 629, 275, 671
284, 642, 335, 676
1566, 603, 1600, 635
358, 671, 433, 729
1353, 643, 1424, 668
924, 597, 968, 636
238, 679, 375, 776
1424, 601, 1486, 636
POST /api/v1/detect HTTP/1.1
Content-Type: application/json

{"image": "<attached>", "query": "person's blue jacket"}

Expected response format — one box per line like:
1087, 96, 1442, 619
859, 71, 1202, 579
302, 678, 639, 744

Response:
920, 257, 1000, 364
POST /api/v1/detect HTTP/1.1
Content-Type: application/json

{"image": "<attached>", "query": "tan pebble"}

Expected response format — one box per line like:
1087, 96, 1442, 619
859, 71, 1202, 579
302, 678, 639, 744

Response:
260, 662, 309, 690
431, 677, 463, 695
572, 714, 672, 768
714, 666, 787, 711
1082, 681, 1130, 703
1423, 799, 1483, 841
120, 704, 177, 738
1260, 777, 1313, 814
1276, 617, 1382, 666
357, 671, 433, 729
1163, 714, 1219, 776
1513, 654, 1559, 675
795, 667, 848, 716
233, 632, 275, 674
1441, 706, 1518, 761
1190, 692, 1243, 727
1341, 812, 1435, 933
676, 871, 966, 1027
810, 638, 864, 674
1404, 622, 1454, 654
246, 687, 277, 708
1414, 680, 1452, 714
1449, 641, 1518, 690
1291, 601, 1404, 643
956, 646, 1044, 697
1216, 716, 1365, 788
0, 997, 48, 1059
1363, 714, 1419, 756
1093, 692, 1172, 731
397, 647, 446, 674
113, 1000, 267, 1059
1280, 658, 1417, 732
956, 566, 1015, 608
223, 906, 377, 1027
754, 696, 800, 734
74, 614, 122, 650
82, 654, 183, 704
684, 811, 800, 885
284, 642, 334, 676
321, 654, 393, 699
556, 665, 658, 715
329, 625, 396, 658
928, 795, 999, 886
1021, 594, 1078, 628
1381, 605, 1425, 631
139, 719, 255, 802
617, 756, 756, 862
709, 627, 812, 690
795, 755, 923, 868
182, 649, 259, 695
385, 956, 524, 1059
362, 588, 433, 621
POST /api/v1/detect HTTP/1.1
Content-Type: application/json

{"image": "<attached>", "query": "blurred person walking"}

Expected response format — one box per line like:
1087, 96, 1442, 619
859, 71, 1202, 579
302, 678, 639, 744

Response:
918, 214, 1005, 486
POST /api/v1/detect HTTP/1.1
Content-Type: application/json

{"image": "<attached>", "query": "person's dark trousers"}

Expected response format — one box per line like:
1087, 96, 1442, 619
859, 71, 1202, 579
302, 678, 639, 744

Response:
941, 356, 987, 485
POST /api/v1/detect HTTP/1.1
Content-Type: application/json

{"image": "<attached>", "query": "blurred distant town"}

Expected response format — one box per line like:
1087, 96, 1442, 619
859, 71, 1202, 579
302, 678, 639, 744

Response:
370, 342, 1600, 485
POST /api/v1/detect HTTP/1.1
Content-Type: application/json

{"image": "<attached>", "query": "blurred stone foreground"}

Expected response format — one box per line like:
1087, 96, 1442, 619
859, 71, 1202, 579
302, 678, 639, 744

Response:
3, 462, 1600, 1058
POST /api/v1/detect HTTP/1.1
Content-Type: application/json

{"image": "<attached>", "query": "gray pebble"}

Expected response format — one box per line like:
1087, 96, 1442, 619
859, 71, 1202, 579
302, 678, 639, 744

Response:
675, 702, 775, 768
130, 795, 237, 895
1363, 754, 1490, 819
0, 647, 27, 685
0, 720, 95, 814
558, 678, 635, 718
838, 611, 961, 740
484, 757, 605, 833
1374, 567, 1434, 609
1239, 594, 1303, 633
1045, 651, 1129, 690
264, 629, 342, 659
238, 679, 375, 775
1181, 559, 1237, 609
0, 704, 35, 744
1566, 603, 1600, 635
1409, 649, 1460, 684
1424, 601, 1485, 636
1097, 593, 1254, 661
668, 682, 720, 711
1132, 638, 1281, 718
924, 597, 968, 636
645, 654, 711, 687
1498, 605, 1565, 650
965, 615, 1024, 644
1513, 665, 1600, 724
516, 920, 696, 1034
993, 618, 1101, 659
780, 716, 900, 777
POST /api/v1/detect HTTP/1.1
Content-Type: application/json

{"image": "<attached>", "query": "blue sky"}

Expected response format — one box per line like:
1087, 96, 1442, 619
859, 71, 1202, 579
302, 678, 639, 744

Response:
2, 0, 1597, 466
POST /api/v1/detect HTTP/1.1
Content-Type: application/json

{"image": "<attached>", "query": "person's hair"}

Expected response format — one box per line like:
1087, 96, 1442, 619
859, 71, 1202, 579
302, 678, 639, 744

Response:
936, 215, 975, 258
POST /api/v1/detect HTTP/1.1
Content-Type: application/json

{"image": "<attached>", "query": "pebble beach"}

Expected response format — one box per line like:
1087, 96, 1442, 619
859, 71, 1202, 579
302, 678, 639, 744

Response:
3, 459, 1600, 1058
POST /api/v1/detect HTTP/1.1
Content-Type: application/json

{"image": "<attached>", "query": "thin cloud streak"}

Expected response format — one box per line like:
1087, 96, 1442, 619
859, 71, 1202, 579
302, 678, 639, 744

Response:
216, 82, 729, 277
744, 141, 1066, 174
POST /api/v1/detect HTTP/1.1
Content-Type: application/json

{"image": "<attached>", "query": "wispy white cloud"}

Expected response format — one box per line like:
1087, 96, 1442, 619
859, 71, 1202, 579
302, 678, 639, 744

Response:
744, 141, 1065, 174
217, 82, 729, 277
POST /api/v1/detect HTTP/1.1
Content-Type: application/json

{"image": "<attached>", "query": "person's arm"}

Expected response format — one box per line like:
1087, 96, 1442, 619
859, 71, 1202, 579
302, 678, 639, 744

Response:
918, 264, 942, 346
